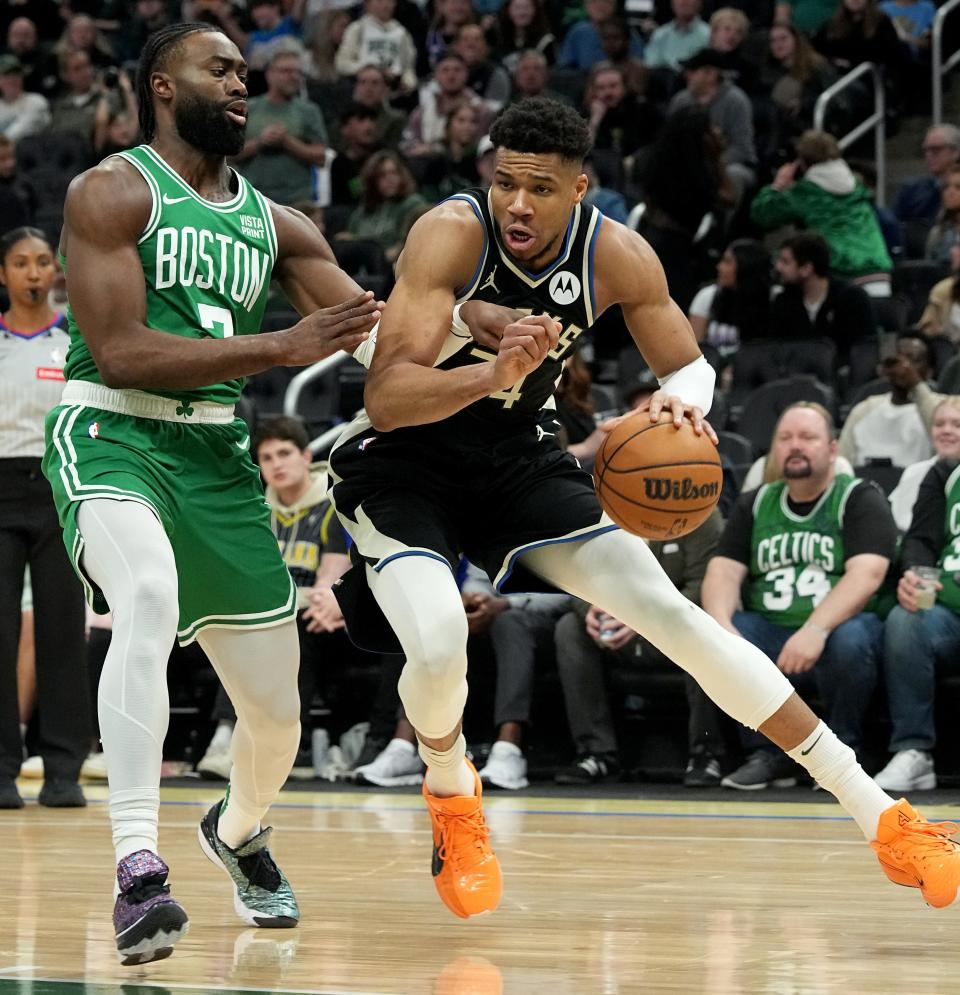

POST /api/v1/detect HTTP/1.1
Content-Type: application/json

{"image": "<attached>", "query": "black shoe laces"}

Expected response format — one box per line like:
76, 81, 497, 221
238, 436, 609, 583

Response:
124, 873, 170, 906
237, 849, 281, 892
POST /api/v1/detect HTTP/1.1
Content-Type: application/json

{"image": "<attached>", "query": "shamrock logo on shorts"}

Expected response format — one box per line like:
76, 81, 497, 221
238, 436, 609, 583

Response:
176, 401, 195, 418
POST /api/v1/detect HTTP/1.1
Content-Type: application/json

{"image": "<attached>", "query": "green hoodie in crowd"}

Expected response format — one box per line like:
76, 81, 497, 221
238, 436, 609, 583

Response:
751, 159, 892, 280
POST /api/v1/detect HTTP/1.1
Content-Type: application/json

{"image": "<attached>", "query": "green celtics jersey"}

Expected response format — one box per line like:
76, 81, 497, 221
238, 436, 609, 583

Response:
744, 474, 860, 628
935, 464, 960, 612
63, 144, 277, 405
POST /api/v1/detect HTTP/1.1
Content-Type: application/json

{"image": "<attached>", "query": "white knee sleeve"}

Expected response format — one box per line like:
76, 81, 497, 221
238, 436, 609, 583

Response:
366, 558, 469, 739
77, 499, 180, 858
523, 530, 793, 731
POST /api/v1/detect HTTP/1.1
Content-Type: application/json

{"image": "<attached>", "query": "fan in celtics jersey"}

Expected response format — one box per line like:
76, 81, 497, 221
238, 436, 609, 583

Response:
702, 401, 898, 790
39, 20, 398, 967
329, 96, 960, 922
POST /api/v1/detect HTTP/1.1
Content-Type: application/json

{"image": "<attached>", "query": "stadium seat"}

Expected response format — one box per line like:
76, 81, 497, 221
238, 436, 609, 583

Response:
926, 335, 956, 379
846, 337, 880, 393
869, 295, 907, 333
892, 260, 950, 325
901, 219, 933, 261
854, 462, 903, 496
736, 376, 836, 455
731, 338, 836, 398
325, 205, 354, 240
716, 430, 754, 465
846, 377, 891, 408
547, 68, 587, 106
938, 353, 960, 394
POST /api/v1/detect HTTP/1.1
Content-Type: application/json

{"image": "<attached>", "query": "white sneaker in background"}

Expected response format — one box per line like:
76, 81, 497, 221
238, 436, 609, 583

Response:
353, 738, 425, 787
478, 741, 529, 790
874, 749, 937, 791
338, 722, 371, 770
196, 739, 232, 780
80, 751, 108, 780
19, 755, 43, 779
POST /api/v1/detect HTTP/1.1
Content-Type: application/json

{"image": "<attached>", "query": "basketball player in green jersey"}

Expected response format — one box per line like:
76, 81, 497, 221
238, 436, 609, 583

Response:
41, 23, 382, 966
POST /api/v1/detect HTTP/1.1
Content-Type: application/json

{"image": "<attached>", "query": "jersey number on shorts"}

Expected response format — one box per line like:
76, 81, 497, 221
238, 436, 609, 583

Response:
762, 564, 831, 612
198, 303, 235, 339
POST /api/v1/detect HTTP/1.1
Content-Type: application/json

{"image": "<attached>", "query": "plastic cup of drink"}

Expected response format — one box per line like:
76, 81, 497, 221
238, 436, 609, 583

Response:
913, 566, 940, 610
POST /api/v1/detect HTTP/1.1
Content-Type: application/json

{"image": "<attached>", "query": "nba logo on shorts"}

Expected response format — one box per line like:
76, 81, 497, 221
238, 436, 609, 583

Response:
88, 422, 100, 439
549, 271, 581, 305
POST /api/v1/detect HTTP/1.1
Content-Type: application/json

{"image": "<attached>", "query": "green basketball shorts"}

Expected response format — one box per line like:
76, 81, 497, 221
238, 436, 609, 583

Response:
43, 381, 296, 645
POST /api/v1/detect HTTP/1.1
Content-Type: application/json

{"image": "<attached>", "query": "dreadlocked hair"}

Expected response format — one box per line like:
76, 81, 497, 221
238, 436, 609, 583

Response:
137, 22, 220, 141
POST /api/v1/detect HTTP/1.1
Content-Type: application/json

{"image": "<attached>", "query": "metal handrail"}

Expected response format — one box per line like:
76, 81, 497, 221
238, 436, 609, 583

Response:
933, 0, 960, 125
813, 62, 886, 206
282, 352, 349, 418
308, 421, 349, 457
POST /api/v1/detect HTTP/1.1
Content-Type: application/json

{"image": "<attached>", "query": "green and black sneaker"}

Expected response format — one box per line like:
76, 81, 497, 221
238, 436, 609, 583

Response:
198, 797, 299, 928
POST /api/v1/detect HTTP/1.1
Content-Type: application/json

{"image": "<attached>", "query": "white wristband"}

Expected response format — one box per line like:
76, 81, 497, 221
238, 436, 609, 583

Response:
451, 302, 469, 336
803, 620, 830, 639
656, 354, 715, 414
351, 319, 379, 369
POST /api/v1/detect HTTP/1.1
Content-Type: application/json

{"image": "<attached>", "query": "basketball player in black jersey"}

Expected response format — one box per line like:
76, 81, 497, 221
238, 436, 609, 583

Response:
330, 98, 960, 919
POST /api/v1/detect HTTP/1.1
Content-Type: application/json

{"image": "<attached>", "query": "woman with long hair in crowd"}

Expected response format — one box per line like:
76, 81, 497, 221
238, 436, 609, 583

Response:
925, 164, 960, 265
814, 0, 902, 73
436, 99, 483, 195
346, 151, 428, 262
688, 239, 772, 354
633, 106, 730, 312
426, 0, 476, 66
0, 227, 90, 810
762, 23, 836, 145
491, 0, 556, 70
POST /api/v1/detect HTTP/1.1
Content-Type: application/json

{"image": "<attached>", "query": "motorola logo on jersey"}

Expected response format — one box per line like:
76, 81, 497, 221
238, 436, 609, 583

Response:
549, 271, 581, 305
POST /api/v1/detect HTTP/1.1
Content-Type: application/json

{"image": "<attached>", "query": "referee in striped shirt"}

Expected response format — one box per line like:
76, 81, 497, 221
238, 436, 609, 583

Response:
0, 226, 89, 809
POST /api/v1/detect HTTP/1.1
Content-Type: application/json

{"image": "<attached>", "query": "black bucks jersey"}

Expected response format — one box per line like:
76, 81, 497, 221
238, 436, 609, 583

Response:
328, 185, 616, 645
438, 187, 602, 424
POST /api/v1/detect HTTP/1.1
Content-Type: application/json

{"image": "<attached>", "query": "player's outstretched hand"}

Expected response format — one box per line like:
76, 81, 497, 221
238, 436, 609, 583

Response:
284, 291, 383, 365
491, 314, 560, 388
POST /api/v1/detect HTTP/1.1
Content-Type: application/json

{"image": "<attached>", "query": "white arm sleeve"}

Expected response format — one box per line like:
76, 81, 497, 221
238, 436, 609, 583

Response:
656, 354, 715, 414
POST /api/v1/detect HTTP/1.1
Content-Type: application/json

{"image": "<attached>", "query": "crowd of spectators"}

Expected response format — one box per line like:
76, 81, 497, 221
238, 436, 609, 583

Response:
4, 0, 960, 801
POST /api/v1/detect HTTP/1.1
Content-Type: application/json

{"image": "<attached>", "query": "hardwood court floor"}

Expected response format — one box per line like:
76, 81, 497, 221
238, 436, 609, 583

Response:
2, 783, 960, 995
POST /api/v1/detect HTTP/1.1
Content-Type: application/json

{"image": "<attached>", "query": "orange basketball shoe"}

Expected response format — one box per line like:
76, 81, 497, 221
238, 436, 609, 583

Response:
871, 798, 960, 908
423, 760, 502, 919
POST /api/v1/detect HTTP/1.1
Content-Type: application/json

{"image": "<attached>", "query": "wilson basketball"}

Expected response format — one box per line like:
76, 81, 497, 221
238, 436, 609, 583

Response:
593, 412, 722, 540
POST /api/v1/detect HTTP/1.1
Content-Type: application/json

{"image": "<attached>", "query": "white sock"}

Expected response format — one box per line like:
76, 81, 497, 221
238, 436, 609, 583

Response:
19, 722, 26, 741
421, 733, 475, 798
210, 721, 234, 751
787, 722, 894, 841
110, 787, 160, 862
490, 741, 521, 757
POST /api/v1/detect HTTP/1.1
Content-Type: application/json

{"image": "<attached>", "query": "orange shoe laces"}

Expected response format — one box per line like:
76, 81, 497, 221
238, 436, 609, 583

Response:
437, 808, 493, 873
883, 817, 960, 864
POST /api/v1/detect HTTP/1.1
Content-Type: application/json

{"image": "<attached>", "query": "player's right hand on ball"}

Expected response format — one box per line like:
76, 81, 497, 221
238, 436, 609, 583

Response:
491, 314, 561, 388
284, 291, 382, 365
